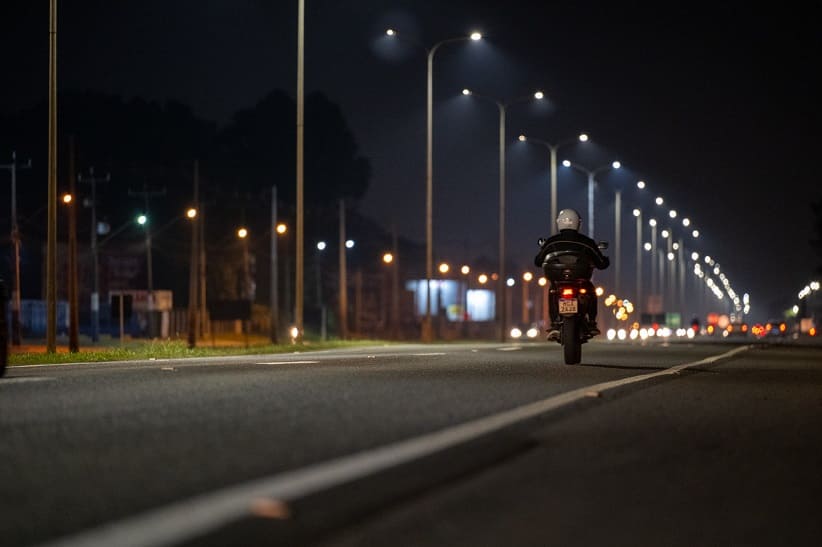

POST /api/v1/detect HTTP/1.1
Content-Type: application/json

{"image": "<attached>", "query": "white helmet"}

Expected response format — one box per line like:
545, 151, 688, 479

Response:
556, 209, 582, 231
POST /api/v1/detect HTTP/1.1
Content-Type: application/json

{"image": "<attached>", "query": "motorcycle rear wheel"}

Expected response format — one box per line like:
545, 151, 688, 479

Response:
562, 318, 582, 365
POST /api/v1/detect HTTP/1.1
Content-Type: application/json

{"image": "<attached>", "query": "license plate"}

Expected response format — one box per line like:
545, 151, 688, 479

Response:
558, 298, 578, 314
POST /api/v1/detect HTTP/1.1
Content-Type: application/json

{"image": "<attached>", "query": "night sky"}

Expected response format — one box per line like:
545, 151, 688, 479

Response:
2, 1, 821, 319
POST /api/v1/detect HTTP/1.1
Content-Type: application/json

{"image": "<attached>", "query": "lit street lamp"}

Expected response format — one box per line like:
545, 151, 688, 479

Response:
78, 167, 110, 343
0, 151, 32, 346
521, 272, 533, 324
560, 160, 621, 238
518, 133, 589, 234
237, 227, 251, 343
632, 207, 643, 313
316, 240, 328, 340
385, 28, 482, 343
186, 208, 198, 349
648, 218, 658, 298
462, 88, 545, 341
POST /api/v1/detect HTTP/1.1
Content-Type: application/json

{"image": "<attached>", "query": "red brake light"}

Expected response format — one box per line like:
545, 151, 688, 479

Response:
561, 288, 575, 297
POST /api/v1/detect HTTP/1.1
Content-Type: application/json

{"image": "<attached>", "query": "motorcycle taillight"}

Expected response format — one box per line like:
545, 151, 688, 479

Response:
561, 287, 575, 297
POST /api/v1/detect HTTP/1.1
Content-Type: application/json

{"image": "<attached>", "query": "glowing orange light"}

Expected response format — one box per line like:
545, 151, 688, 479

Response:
561, 288, 574, 297
810, 327, 817, 337
779, 323, 786, 333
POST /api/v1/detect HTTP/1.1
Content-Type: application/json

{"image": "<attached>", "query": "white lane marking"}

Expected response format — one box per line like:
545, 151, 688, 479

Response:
411, 352, 446, 356
497, 346, 522, 351
0, 377, 56, 385
256, 360, 319, 365
38, 345, 750, 547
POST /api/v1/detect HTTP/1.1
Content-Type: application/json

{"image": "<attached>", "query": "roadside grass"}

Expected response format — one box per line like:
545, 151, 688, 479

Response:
7, 338, 396, 366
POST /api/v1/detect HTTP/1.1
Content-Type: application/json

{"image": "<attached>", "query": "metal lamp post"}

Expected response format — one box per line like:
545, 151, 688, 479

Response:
385, 28, 482, 343
1, 152, 32, 346
517, 133, 588, 234
462, 88, 545, 342
632, 180, 649, 313
560, 160, 621, 238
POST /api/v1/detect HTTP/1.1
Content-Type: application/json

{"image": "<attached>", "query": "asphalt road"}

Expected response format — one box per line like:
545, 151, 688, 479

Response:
2, 339, 820, 546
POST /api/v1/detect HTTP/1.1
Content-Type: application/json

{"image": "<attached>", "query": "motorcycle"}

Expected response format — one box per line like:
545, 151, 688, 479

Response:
537, 238, 608, 365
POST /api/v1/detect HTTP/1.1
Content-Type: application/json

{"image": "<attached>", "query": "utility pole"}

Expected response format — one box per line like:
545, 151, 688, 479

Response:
47, 0, 58, 353
269, 186, 279, 344
67, 138, 79, 352
295, 0, 305, 344
187, 161, 199, 349
129, 184, 166, 338
78, 167, 110, 342
338, 199, 348, 340
391, 225, 400, 339
1, 151, 32, 346
198, 201, 208, 338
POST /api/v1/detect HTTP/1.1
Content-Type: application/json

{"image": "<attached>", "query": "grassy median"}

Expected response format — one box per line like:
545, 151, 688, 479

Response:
7, 337, 395, 366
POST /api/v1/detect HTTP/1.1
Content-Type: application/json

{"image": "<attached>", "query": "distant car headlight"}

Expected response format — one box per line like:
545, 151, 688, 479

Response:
526, 327, 539, 338
510, 327, 522, 339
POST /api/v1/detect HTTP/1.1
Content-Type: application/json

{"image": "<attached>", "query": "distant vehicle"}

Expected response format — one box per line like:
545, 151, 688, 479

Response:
509, 323, 540, 340
723, 321, 749, 338
764, 319, 788, 338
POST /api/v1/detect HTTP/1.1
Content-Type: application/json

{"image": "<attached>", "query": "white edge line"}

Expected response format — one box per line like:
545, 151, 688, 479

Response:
256, 361, 319, 365
38, 345, 750, 547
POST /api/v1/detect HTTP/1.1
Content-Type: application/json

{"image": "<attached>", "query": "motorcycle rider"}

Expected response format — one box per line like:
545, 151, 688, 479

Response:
534, 208, 610, 340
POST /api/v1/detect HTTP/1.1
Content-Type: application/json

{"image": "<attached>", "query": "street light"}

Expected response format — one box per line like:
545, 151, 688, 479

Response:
633, 207, 643, 313
382, 250, 400, 338
237, 227, 251, 345
135, 213, 156, 337
521, 271, 533, 324
560, 160, 621, 238
186, 208, 198, 349
1, 151, 32, 346
518, 133, 588, 234
649, 218, 658, 299
385, 28, 482, 343
462, 88, 545, 341
316, 240, 328, 340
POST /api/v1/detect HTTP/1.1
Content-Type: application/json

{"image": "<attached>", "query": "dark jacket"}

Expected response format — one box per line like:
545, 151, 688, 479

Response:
534, 229, 610, 271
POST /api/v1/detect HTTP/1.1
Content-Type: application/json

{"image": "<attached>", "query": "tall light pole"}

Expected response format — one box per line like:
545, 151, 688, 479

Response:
385, 28, 482, 343
462, 88, 545, 341
560, 160, 621, 238
315, 240, 327, 341
1, 151, 32, 346
130, 185, 165, 338
521, 272, 533, 324
79, 167, 110, 342
649, 218, 658, 298
186, 207, 198, 349
517, 133, 588, 234
338, 199, 348, 340
295, 0, 305, 345
46, 0, 58, 353
237, 227, 251, 343
633, 208, 643, 313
